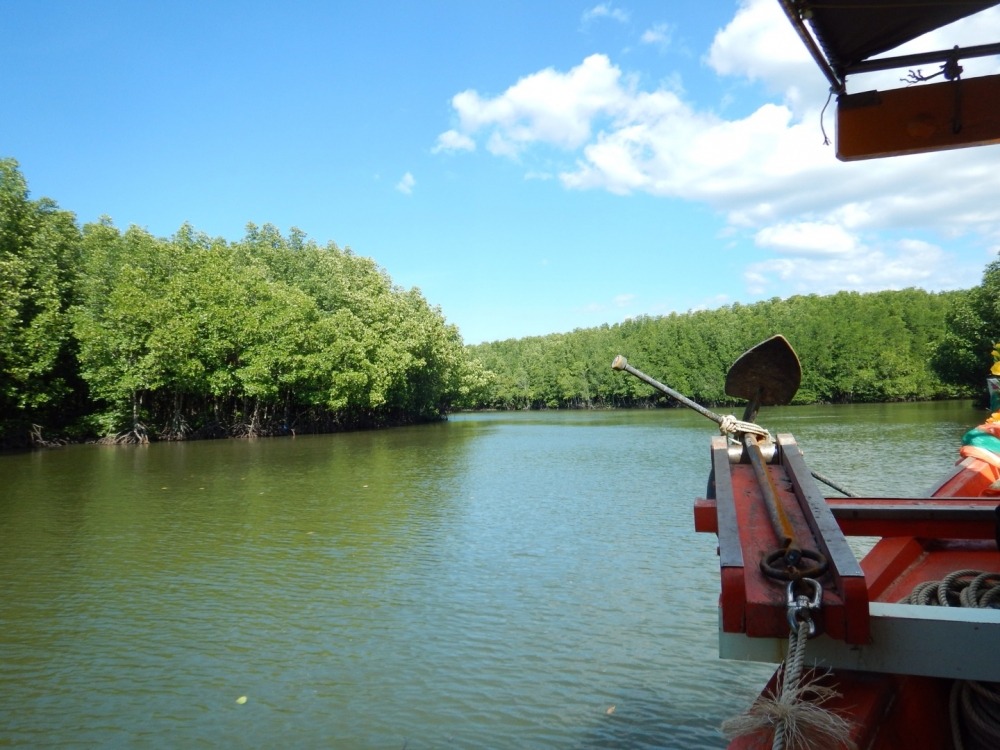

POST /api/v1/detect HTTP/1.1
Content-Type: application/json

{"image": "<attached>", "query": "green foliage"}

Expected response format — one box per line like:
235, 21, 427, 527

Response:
931, 259, 1000, 397
465, 289, 972, 410
1, 158, 472, 443
70, 220, 470, 438
0, 158, 82, 441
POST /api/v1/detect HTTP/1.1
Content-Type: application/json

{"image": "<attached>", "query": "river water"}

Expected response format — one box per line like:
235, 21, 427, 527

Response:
0, 401, 982, 749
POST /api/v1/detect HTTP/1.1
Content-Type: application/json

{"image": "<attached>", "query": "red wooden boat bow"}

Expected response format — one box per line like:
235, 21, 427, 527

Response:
615, 335, 1000, 747
694, 424, 1000, 749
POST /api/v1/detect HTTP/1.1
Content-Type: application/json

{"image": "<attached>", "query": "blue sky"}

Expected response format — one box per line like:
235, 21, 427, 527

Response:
3, 1, 1000, 344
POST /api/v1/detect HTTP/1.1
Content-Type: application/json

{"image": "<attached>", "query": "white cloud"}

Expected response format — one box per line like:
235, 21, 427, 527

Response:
396, 172, 415, 195
706, 0, 817, 110
447, 54, 627, 156
744, 237, 962, 297
433, 129, 476, 153
640, 23, 673, 50
755, 221, 858, 257
435, 0, 1000, 299
582, 3, 629, 25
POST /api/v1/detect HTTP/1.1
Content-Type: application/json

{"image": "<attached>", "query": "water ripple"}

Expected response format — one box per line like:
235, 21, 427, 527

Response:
2, 404, 975, 748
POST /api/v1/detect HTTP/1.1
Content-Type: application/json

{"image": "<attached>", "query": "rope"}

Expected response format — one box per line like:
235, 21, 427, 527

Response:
721, 617, 854, 750
718, 413, 771, 440
902, 570, 1000, 750
771, 619, 811, 750
808, 468, 858, 498
819, 88, 834, 146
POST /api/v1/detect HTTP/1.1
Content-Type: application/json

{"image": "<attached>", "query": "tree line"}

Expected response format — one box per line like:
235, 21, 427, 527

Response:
3, 156, 998, 447
1, 158, 480, 447
463, 288, 978, 410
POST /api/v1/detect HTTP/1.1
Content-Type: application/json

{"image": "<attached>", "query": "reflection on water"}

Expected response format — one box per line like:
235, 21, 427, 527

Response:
0, 402, 982, 748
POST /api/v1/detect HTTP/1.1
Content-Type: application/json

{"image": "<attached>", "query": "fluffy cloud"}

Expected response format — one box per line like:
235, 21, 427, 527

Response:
744, 237, 960, 297
435, 0, 1000, 297
640, 23, 673, 50
396, 172, 415, 195
582, 3, 629, 25
706, 0, 818, 111
755, 221, 859, 257
447, 54, 627, 156
433, 129, 476, 153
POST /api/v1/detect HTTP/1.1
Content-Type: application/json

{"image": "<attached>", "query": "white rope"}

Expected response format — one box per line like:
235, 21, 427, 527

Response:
771, 619, 811, 750
722, 618, 854, 750
718, 414, 771, 440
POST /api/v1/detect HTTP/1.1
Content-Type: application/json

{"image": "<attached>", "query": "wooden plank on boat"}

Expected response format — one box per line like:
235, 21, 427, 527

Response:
708, 436, 747, 635
711, 436, 743, 570
719, 602, 1000, 682
778, 434, 870, 644
828, 497, 1000, 539
837, 73, 1000, 160
695, 435, 869, 643
697, 497, 1000, 537
697, 435, 871, 644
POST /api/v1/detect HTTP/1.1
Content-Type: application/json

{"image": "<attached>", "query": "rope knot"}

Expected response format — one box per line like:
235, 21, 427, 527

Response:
719, 414, 772, 441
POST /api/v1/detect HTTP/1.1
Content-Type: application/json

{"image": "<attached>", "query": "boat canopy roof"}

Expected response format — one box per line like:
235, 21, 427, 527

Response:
782, 0, 1000, 90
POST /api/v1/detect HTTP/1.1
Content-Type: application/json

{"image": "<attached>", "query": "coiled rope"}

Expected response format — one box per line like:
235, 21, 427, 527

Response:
902, 570, 1000, 750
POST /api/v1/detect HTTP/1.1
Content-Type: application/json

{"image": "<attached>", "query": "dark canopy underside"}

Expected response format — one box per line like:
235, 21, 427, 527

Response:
801, 0, 1000, 75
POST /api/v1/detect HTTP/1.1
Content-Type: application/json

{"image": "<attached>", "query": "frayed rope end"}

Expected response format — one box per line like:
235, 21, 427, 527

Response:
722, 676, 856, 750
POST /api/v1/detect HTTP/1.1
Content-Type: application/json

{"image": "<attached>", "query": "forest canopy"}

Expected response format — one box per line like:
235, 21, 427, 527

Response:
1, 156, 997, 447
463, 289, 976, 410
1, 158, 475, 446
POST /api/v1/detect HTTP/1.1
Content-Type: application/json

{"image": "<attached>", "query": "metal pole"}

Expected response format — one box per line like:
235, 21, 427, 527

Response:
612, 355, 725, 426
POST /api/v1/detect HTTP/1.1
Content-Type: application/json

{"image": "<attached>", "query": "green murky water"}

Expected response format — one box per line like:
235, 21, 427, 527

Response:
0, 402, 981, 748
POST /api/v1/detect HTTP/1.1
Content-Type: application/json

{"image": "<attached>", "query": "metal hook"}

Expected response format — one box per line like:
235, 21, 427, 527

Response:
786, 578, 822, 635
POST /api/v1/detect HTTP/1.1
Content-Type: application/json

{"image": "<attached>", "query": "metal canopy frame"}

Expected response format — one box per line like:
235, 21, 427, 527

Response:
778, 0, 1000, 93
